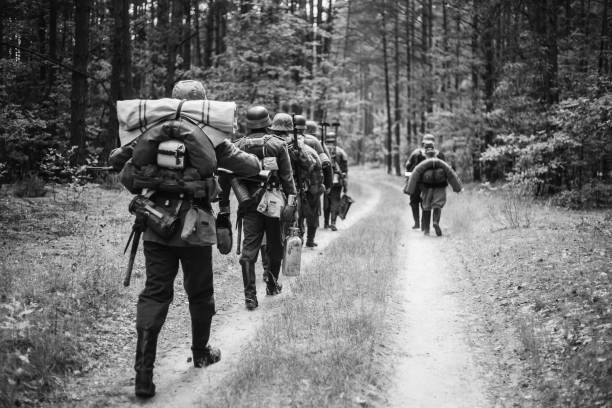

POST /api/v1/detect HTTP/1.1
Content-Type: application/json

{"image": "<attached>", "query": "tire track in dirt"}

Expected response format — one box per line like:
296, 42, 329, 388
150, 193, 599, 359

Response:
383, 179, 490, 407
92, 173, 381, 407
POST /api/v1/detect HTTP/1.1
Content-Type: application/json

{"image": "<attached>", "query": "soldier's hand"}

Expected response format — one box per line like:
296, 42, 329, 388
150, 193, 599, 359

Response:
280, 203, 297, 224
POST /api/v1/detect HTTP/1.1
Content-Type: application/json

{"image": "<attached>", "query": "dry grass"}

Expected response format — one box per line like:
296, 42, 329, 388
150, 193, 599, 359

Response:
0, 183, 134, 407
445, 187, 612, 407
201, 173, 403, 408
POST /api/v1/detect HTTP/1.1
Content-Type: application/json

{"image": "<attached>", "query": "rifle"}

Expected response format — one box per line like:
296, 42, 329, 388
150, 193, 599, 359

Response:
291, 113, 304, 236
123, 216, 144, 287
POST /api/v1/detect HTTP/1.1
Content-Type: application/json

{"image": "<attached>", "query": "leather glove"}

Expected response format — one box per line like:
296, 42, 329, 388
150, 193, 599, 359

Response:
216, 212, 232, 255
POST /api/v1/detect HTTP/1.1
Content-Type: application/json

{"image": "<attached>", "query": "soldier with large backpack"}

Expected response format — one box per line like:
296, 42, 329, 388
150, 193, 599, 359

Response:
112, 80, 261, 398
404, 133, 446, 230
218, 107, 297, 311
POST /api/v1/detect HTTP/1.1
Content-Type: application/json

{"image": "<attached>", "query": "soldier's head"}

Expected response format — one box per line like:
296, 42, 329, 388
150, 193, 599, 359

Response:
423, 140, 436, 157
246, 106, 272, 133
305, 120, 318, 135
421, 133, 436, 147
172, 80, 207, 100
294, 115, 307, 134
269, 113, 293, 136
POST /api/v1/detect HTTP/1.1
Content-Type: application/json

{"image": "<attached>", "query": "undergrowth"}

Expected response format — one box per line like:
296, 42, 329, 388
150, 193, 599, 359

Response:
446, 187, 612, 407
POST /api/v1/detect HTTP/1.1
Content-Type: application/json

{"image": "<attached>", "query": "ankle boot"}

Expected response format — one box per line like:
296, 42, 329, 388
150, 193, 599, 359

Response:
134, 329, 159, 398
432, 208, 442, 236
411, 203, 420, 229
240, 261, 258, 310
306, 227, 317, 247
266, 261, 283, 295
422, 210, 431, 235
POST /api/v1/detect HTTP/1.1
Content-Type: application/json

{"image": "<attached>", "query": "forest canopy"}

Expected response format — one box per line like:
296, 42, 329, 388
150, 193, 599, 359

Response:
1, 0, 611, 206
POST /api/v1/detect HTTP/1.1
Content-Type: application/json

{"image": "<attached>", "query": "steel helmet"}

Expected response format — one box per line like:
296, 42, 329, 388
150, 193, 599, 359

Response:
269, 113, 293, 131
172, 80, 206, 100
422, 133, 436, 145
246, 106, 272, 129
294, 115, 307, 130
325, 131, 337, 143
305, 120, 317, 134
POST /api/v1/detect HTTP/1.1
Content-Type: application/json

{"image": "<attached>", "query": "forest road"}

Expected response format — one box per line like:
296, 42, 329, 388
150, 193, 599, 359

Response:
386, 197, 490, 408
99, 177, 381, 408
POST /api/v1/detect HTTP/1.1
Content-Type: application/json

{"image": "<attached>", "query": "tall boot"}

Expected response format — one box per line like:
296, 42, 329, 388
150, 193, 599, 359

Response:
266, 260, 283, 295
432, 208, 442, 236
410, 202, 420, 229
306, 226, 318, 247
190, 308, 221, 368
422, 210, 431, 235
240, 260, 258, 310
134, 329, 159, 398
323, 208, 331, 228
330, 214, 338, 232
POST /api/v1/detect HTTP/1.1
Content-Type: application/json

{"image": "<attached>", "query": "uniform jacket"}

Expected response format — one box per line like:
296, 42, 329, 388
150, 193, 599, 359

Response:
218, 132, 296, 212
304, 133, 333, 189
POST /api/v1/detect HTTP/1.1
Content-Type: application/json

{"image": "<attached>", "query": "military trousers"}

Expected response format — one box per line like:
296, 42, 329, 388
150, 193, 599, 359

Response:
137, 242, 215, 344
323, 184, 343, 224
300, 192, 322, 230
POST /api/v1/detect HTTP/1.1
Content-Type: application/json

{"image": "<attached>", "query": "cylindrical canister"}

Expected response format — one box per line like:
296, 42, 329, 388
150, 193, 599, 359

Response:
230, 178, 252, 206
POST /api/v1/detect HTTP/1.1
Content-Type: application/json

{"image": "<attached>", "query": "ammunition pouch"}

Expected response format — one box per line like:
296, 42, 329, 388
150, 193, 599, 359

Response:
128, 195, 181, 240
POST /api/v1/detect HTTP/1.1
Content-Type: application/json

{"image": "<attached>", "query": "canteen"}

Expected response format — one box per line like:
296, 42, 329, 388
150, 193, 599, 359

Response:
282, 227, 302, 276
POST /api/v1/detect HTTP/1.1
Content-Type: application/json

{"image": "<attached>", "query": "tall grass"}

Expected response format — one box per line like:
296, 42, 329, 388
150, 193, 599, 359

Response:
202, 174, 404, 408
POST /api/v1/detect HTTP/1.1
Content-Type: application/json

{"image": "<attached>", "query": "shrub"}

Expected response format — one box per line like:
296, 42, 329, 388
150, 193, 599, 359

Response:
551, 181, 612, 209
13, 175, 46, 198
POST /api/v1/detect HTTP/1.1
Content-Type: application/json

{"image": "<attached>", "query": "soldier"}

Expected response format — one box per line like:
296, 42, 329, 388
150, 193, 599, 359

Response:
123, 80, 261, 398
219, 107, 297, 311
323, 131, 349, 231
405, 133, 446, 230
406, 140, 462, 236
284, 115, 325, 247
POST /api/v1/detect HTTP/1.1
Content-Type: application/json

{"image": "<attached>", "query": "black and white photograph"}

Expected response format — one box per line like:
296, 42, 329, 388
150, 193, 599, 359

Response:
1, 0, 611, 406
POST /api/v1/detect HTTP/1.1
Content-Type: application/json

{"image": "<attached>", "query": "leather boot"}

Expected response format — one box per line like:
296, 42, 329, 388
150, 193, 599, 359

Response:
323, 209, 330, 228
134, 329, 159, 398
411, 203, 420, 229
266, 261, 283, 295
240, 260, 258, 310
305, 226, 318, 247
330, 214, 338, 231
190, 307, 221, 367
432, 208, 442, 236
422, 210, 431, 235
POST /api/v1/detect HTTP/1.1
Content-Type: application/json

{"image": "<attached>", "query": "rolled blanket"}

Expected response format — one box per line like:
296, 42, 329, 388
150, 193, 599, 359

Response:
406, 158, 462, 195
117, 98, 236, 146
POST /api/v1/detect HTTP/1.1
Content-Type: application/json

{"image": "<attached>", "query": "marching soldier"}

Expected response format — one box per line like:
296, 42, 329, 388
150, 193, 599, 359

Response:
219, 107, 297, 311
285, 115, 325, 247
405, 133, 446, 230
406, 140, 461, 236
120, 80, 261, 398
323, 131, 349, 231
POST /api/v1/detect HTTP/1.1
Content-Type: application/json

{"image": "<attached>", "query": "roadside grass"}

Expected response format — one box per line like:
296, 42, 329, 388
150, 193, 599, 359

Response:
444, 186, 612, 407
0, 183, 135, 407
201, 173, 403, 408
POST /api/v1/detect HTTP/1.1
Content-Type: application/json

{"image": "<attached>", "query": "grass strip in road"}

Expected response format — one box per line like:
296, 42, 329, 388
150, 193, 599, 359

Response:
202, 173, 405, 408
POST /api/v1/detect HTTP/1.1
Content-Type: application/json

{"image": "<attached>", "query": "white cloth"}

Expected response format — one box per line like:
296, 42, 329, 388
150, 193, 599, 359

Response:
117, 98, 236, 146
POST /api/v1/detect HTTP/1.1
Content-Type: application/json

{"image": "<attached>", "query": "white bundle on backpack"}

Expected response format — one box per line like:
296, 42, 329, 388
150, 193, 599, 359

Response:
117, 98, 237, 146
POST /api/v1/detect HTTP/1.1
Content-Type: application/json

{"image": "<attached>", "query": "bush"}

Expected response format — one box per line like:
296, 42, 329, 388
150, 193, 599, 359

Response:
13, 175, 46, 198
550, 181, 612, 209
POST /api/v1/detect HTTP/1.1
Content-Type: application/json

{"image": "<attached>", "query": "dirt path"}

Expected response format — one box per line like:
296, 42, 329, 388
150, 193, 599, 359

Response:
386, 197, 490, 407
76, 177, 381, 407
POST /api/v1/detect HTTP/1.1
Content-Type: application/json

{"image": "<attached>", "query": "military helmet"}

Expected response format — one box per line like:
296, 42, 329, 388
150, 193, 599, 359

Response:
172, 80, 206, 100
246, 106, 272, 129
294, 115, 307, 130
422, 133, 436, 145
269, 113, 293, 131
325, 131, 337, 142
423, 140, 436, 156
305, 120, 318, 134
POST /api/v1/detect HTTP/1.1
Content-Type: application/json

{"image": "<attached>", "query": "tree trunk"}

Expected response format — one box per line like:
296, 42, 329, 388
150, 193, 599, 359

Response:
382, 3, 393, 174
393, 0, 401, 175
482, 4, 495, 112
48, 0, 58, 87
70, 0, 92, 164
471, 0, 479, 112
109, 0, 133, 157
420, 0, 428, 133
204, 0, 214, 68
195, 0, 202, 66
599, 0, 609, 75
183, 0, 192, 70
167, 0, 183, 93
405, 0, 413, 147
